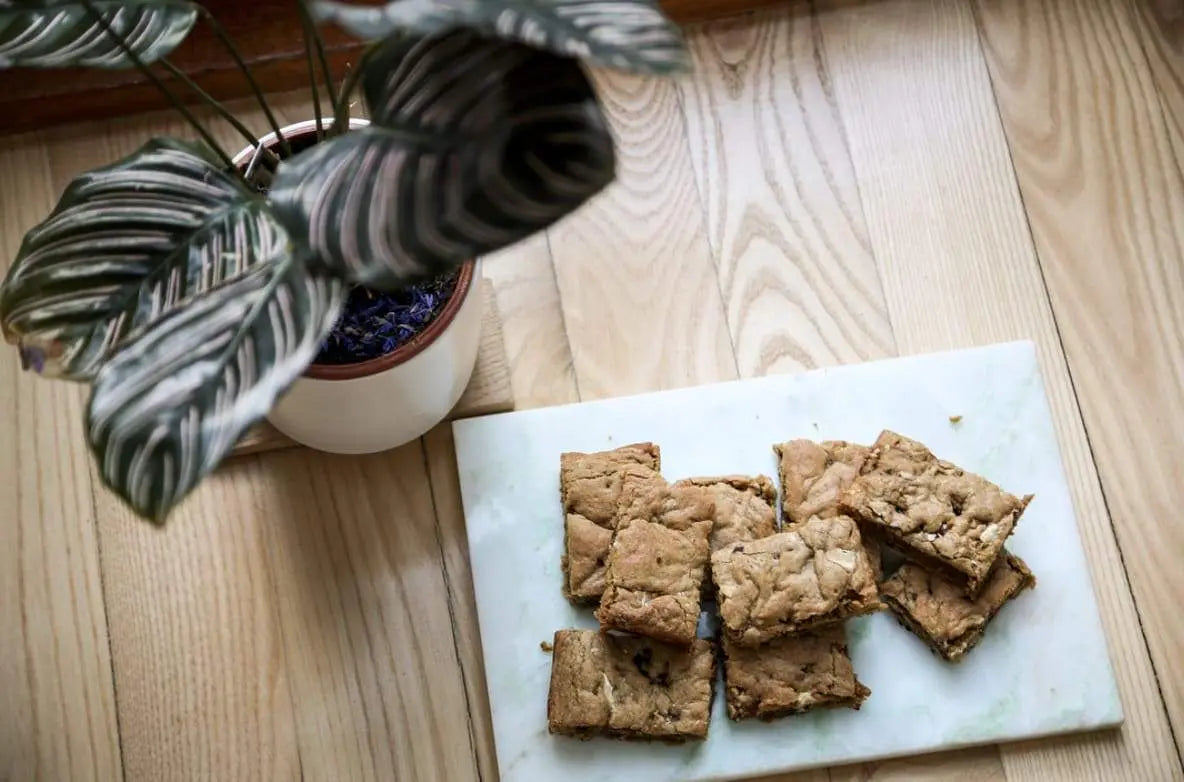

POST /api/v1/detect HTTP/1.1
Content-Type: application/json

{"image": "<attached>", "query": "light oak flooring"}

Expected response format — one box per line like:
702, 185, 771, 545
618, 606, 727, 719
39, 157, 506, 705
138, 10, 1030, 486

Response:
1, 0, 1181, 779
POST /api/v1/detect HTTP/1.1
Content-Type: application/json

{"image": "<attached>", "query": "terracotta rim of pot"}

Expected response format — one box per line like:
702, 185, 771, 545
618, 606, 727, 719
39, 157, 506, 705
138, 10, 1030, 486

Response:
233, 118, 477, 383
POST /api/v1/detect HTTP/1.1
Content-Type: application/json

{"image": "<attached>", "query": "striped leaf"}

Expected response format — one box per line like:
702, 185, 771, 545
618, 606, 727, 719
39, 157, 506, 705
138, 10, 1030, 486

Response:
0, 138, 285, 381
269, 30, 615, 290
88, 261, 344, 522
313, 0, 687, 75
0, 1, 197, 69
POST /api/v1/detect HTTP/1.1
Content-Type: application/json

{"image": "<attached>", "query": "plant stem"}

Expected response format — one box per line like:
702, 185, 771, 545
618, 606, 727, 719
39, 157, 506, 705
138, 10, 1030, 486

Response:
196, 7, 292, 157
79, 0, 236, 169
297, 0, 338, 133
334, 57, 367, 132
155, 57, 277, 164
297, 4, 325, 138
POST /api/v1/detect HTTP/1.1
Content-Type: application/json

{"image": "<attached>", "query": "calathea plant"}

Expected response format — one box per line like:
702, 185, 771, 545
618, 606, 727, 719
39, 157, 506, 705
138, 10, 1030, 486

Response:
0, 0, 688, 521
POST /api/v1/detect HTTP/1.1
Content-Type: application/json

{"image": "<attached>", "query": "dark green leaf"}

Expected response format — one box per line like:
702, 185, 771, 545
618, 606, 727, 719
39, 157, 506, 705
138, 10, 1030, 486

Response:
88, 261, 344, 522
0, 1, 197, 69
0, 137, 285, 380
313, 0, 688, 75
269, 30, 615, 290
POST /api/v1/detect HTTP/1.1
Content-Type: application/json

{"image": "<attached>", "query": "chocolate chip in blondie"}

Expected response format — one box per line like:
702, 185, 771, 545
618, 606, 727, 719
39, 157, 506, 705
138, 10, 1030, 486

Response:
546, 629, 715, 741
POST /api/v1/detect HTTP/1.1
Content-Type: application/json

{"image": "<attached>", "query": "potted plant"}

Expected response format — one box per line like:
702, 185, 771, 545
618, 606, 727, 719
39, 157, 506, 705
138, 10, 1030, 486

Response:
0, 0, 688, 521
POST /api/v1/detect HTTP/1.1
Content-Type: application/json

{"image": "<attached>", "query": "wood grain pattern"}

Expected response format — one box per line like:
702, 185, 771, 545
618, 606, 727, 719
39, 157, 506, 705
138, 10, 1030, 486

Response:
251, 444, 478, 782
827, 746, 1007, 782
816, 0, 1182, 779
0, 139, 122, 782
676, 11, 998, 781
678, 10, 894, 378
549, 69, 738, 396
96, 443, 479, 781
94, 461, 302, 780
482, 235, 581, 409
423, 425, 498, 782
3, 2, 1182, 779
1129, 0, 1183, 131
973, 0, 1184, 762
230, 279, 514, 457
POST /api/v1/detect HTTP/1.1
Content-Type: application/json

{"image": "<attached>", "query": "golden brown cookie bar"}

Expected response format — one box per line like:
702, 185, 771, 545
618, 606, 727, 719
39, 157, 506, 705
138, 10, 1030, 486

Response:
679, 475, 777, 553
559, 443, 660, 604
775, 439, 881, 577
596, 475, 714, 645
880, 551, 1035, 661
840, 430, 1032, 597
712, 516, 879, 646
721, 626, 870, 720
546, 630, 715, 741
775, 439, 868, 525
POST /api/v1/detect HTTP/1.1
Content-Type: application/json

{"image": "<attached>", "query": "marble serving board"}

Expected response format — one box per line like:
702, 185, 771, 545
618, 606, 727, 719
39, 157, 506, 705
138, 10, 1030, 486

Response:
452, 341, 1123, 782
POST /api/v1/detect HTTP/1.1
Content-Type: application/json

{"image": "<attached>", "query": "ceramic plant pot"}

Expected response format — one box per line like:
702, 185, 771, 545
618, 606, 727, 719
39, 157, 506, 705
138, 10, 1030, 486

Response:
233, 119, 484, 454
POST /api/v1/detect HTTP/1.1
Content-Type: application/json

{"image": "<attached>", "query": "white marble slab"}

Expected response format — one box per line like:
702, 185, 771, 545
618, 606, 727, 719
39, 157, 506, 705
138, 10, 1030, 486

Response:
452, 341, 1122, 782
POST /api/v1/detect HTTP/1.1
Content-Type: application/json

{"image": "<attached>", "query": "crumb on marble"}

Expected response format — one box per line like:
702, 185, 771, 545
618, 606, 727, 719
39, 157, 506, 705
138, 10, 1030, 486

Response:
540, 640, 554, 653
948, 414, 963, 424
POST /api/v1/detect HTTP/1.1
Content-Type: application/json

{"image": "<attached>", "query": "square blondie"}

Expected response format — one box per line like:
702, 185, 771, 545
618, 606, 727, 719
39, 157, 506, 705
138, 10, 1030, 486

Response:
880, 551, 1035, 661
840, 430, 1032, 596
712, 516, 880, 646
546, 630, 715, 741
680, 475, 777, 552
722, 626, 870, 720
775, 439, 869, 525
775, 439, 881, 578
595, 473, 714, 645
560, 443, 660, 604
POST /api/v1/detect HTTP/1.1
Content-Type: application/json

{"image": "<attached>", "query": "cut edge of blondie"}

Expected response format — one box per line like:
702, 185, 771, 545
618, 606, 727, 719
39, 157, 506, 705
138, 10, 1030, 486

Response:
880, 552, 1036, 662
720, 630, 872, 721
840, 429, 1033, 597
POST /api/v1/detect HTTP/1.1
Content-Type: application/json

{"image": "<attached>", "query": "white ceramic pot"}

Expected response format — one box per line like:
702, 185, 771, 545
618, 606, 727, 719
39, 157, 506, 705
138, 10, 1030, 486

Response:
234, 119, 484, 454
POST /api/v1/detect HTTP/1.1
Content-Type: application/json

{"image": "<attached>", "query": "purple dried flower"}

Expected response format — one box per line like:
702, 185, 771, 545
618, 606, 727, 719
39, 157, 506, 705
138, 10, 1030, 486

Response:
315, 271, 459, 365
18, 343, 45, 373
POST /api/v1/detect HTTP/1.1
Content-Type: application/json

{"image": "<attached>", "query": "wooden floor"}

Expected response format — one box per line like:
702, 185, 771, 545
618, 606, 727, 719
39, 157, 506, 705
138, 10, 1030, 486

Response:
2, 0, 1182, 779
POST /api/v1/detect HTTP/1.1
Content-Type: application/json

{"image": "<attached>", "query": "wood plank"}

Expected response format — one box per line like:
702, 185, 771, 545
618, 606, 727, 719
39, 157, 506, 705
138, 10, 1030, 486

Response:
0, 0, 363, 135
230, 279, 515, 457
827, 747, 1007, 782
550, 69, 738, 396
0, 139, 123, 782
677, 11, 996, 781
424, 425, 498, 782
972, 0, 1184, 763
95, 443, 479, 780
0, 0, 790, 135
252, 444, 479, 782
678, 10, 895, 379
482, 235, 581, 409
94, 462, 302, 780
1127, 0, 1183, 130
816, 0, 1182, 779
45, 93, 476, 779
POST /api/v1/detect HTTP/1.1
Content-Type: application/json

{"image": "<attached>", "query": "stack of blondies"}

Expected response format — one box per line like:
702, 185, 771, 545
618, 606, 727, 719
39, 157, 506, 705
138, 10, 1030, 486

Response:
546, 431, 1036, 742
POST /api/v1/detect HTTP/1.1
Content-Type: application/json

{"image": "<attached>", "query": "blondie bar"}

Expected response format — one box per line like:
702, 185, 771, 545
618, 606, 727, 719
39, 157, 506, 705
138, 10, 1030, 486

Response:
840, 430, 1031, 596
712, 516, 879, 646
596, 473, 714, 645
560, 443, 660, 604
680, 475, 777, 552
546, 629, 715, 741
776, 439, 882, 578
722, 626, 870, 720
775, 439, 868, 525
880, 551, 1035, 661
